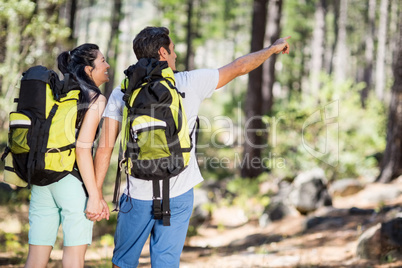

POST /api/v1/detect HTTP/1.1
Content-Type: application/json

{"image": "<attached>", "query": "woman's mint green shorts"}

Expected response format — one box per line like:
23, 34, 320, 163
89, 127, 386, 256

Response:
28, 174, 93, 247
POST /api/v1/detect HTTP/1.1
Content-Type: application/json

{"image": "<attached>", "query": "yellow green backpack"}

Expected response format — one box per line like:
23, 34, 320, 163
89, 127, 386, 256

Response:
1, 65, 81, 188
116, 58, 193, 226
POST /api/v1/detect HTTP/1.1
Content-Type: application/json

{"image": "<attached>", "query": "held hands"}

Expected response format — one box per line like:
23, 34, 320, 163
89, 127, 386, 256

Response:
85, 197, 110, 222
271, 36, 291, 54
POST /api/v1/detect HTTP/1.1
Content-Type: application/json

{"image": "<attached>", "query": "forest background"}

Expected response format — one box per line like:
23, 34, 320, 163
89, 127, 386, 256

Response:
0, 0, 401, 266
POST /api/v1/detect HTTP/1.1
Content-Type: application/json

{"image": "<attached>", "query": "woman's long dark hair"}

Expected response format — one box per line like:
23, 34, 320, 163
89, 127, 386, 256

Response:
57, 43, 102, 129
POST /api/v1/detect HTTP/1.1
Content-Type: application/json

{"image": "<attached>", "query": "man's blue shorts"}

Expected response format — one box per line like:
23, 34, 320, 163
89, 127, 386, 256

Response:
112, 188, 194, 268
28, 174, 93, 247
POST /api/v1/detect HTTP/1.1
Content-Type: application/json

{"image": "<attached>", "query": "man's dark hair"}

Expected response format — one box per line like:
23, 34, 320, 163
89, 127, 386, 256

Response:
133, 26, 171, 60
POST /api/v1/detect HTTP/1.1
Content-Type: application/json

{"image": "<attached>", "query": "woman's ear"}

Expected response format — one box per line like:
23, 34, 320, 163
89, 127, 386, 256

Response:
84, 65, 93, 78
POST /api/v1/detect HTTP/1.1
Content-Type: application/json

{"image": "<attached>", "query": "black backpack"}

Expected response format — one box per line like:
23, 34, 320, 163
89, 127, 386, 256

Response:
1, 66, 81, 188
115, 58, 195, 226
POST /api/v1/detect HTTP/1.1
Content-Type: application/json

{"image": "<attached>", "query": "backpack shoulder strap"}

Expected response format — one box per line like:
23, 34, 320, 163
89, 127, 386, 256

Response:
190, 117, 200, 153
53, 73, 80, 101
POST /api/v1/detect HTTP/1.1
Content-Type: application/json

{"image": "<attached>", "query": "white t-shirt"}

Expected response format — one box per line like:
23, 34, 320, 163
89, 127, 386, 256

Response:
103, 68, 219, 200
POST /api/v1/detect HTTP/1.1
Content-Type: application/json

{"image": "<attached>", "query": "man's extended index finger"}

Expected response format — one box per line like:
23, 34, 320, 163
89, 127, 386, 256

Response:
282, 36, 291, 40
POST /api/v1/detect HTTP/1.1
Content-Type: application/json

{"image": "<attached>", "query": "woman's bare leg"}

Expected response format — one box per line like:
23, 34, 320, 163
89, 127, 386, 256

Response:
62, 244, 88, 268
24, 244, 52, 268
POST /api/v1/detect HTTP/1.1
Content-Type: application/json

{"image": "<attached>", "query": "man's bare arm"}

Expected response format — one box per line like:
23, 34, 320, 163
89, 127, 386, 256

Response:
94, 117, 120, 194
90, 117, 120, 221
217, 36, 290, 89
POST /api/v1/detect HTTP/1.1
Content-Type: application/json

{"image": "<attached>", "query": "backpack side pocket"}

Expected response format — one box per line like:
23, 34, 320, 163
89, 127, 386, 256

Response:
4, 112, 32, 186
9, 112, 31, 154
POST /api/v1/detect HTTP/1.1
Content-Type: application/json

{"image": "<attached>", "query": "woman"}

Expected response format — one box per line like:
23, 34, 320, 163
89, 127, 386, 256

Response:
24, 43, 109, 268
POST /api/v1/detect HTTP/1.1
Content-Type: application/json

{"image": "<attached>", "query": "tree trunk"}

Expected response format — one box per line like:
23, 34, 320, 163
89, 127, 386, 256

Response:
0, 20, 7, 93
262, 0, 282, 115
388, 1, 400, 56
185, 0, 195, 70
333, 0, 348, 84
84, 0, 96, 43
361, 0, 375, 108
42, 3, 59, 58
0, 18, 7, 128
68, 0, 77, 42
376, 15, 402, 183
241, 0, 268, 179
104, 0, 122, 99
375, 0, 389, 100
386, 0, 400, 97
325, 1, 337, 75
309, 0, 326, 96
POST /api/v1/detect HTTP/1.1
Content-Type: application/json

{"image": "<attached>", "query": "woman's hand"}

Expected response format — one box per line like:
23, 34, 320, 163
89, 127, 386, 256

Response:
86, 197, 110, 221
85, 196, 104, 221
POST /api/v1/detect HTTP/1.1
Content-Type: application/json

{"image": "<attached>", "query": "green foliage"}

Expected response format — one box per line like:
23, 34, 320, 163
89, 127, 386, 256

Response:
0, 0, 71, 129
153, 0, 252, 70
0, 186, 31, 205
199, 71, 386, 187
224, 176, 270, 219
186, 224, 198, 237
280, 0, 316, 90
227, 177, 259, 198
199, 73, 386, 184
0, 209, 29, 262
0, 0, 36, 19
100, 233, 114, 247
0, 0, 397, 265
200, 147, 240, 180
269, 74, 386, 180
4, 233, 24, 252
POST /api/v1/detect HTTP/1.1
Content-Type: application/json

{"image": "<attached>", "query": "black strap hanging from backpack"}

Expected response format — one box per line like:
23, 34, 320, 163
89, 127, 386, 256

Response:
152, 178, 171, 226
111, 117, 200, 226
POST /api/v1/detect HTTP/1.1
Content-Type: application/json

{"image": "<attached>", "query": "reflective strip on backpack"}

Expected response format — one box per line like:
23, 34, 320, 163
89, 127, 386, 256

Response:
132, 121, 167, 132
10, 120, 31, 126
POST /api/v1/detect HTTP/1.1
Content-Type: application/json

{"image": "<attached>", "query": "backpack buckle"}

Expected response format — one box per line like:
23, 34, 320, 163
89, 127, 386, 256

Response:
144, 76, 152, 82
153, 197, 162, 220
119, 158, 129, 174
130, 128, 138, 142
162, 210, 171, 226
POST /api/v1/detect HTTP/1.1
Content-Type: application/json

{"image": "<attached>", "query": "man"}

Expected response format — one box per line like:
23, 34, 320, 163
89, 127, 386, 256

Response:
93, 26, 290, 268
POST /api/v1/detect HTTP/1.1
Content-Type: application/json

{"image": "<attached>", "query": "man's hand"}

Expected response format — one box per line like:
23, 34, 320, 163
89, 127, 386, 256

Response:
86, 199, 110, 221
271, 36, 291, 54
99, 199, 110, 221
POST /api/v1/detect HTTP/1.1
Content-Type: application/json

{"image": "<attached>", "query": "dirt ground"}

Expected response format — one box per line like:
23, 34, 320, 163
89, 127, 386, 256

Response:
125, 183, 402, 268
1, 182, 402, 268
173, 183, 402, 268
